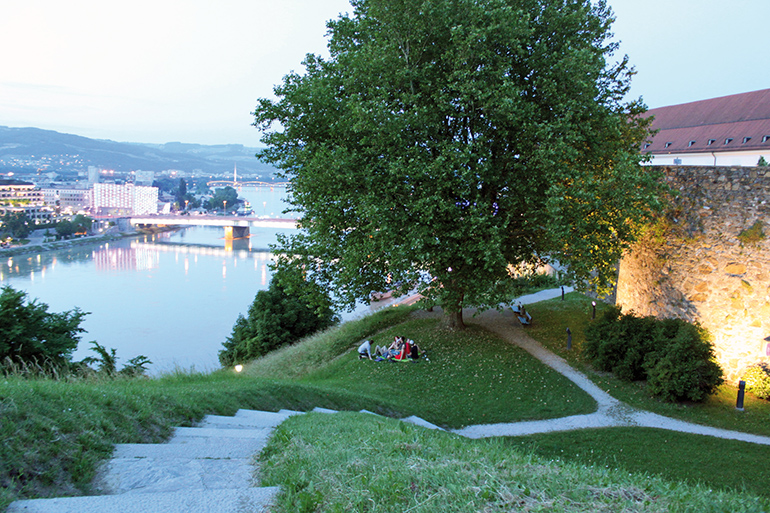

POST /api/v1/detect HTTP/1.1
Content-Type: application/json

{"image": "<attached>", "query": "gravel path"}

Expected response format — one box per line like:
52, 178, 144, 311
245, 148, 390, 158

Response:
416, 289, 770, 446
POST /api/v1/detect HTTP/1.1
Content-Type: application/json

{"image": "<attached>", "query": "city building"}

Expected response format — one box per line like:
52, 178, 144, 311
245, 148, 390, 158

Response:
0, 179, 52, 223
642, 88, 770, 166
41, 186, 91, 213
91, 183, 159, 216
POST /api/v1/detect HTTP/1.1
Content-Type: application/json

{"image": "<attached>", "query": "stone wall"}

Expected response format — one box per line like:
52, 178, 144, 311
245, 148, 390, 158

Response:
616, 166, 770, 383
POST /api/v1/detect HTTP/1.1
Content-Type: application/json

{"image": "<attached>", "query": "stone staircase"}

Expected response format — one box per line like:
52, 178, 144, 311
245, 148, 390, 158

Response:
6, 409, 299, 513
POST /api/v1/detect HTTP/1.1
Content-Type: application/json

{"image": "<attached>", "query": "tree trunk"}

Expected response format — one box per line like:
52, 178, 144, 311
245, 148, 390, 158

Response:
440, 283, 466, 330
440, 309, 465, 330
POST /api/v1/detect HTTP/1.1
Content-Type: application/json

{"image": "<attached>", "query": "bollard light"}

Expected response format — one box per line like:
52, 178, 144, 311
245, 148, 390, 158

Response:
736, 380, 746, 411
566, 327, 572, 350
561, 285, 565, 301
591, 301, 596, 320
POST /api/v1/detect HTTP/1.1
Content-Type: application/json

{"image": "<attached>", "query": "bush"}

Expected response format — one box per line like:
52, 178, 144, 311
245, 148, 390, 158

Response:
584, 306, 658, 381
0, 285, 87, 370
219, 265, 339, 367
744, 364, 770, 399
644, 322, 724, 402
584, 307, 723, 402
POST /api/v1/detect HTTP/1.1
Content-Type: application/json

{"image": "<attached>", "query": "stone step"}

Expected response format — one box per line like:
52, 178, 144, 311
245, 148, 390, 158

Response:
93, 457, 252, 495
169, 426, 271, 443
198, 414, 281, 430
6, 487, 280, 513
113, 438, 267, 460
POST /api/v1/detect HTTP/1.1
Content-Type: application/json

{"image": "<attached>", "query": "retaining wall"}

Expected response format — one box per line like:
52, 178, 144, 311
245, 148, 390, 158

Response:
616, 165, 770, 383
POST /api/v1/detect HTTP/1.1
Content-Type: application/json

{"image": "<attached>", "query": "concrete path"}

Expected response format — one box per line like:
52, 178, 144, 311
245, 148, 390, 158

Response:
447, 289, 770, 446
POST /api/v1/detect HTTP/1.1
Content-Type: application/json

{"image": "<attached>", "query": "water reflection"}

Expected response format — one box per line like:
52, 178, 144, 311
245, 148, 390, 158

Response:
0, 227, 281, 374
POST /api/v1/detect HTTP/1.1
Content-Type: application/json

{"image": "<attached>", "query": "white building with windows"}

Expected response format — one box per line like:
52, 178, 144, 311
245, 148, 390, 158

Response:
91, 183, 158, 216
641, 88, 770, 166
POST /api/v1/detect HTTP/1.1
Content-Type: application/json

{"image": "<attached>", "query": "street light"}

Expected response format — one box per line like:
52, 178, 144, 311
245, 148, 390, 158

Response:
223, 200, 227, 215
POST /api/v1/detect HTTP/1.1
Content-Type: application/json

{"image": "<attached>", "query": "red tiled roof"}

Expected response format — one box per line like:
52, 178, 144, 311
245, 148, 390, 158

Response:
641, 89, 770, 154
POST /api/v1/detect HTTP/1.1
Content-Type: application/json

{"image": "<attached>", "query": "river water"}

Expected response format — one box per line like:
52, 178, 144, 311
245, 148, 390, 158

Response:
0, 186, 373, 375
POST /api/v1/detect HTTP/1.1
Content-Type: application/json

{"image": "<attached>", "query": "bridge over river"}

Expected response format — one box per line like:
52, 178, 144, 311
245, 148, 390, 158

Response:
130, 215, 298, 239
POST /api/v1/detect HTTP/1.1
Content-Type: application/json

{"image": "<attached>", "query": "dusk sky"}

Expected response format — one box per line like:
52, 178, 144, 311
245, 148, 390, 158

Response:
1, 0, 768, 146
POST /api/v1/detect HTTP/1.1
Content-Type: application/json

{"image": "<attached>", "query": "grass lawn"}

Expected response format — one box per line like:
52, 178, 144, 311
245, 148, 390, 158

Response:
505, 427, 770, 500
526, 293, 770, 437
259, 412, 767, 512
296, 317, 596, 428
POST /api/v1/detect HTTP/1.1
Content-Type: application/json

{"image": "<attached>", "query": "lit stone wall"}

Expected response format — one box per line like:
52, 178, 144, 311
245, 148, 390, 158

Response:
616, 166, 770, 383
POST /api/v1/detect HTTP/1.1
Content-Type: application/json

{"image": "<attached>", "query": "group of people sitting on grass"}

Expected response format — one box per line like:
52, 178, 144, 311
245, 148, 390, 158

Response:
358, 336, 422, 361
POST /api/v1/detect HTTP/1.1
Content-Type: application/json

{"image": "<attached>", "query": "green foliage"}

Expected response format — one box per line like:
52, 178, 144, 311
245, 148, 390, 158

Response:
0, 285, 87, 369
644, 322, 724, 402
0, 211, 31, 239
219, 265, 339, 366
758, 155, 768, 166
254, 0, 662, 327
744, 364, 770, 399
584, 306, 723, 402
738, 220, 765, 245
205, 186, 239, 212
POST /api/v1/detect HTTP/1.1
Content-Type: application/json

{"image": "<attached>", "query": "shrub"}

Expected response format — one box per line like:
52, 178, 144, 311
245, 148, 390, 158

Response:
743, 364, 770, 399
644, 322, 723, 402
219, 265, 339, 367
584, 307, 723, 402
584, 306, 658, 381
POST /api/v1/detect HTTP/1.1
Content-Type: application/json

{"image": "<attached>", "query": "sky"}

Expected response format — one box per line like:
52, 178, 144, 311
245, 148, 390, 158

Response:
1, 0, 768, 146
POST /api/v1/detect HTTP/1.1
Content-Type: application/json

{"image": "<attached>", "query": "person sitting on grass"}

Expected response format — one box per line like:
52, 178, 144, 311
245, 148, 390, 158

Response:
381, 336, 402, 359
358, 339, 373, 360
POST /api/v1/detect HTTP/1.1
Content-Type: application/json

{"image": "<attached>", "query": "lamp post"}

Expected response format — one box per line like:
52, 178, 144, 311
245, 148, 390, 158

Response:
223, 200, 227, 215
591, 301, 596, 320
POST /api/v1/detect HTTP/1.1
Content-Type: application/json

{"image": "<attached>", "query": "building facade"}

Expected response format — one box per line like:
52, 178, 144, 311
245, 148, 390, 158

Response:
91, 183, 158, 216
42, 186, 91, 213
642, 89, 770, 166
0, 179, 52, 223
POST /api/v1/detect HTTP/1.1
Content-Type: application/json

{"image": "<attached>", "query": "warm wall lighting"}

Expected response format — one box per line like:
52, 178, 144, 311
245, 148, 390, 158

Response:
234, 364, 243, 373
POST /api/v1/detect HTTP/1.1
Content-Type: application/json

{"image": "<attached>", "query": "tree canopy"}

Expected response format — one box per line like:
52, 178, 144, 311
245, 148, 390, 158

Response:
0, 285, 87, 368
253, 0, 660, 328
219, 266, 339, 366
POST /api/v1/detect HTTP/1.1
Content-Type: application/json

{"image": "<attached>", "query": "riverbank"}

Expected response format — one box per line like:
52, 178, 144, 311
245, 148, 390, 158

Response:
0, 226, 185, 259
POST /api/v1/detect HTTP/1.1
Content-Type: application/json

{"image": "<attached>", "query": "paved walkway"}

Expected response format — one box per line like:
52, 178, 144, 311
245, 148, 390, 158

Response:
428, 288, 770, 446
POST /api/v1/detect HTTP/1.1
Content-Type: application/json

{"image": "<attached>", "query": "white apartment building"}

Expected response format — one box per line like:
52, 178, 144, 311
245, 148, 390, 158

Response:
42, 186, 91, 212
0, 179, 52, 223
91, 183, 158, 216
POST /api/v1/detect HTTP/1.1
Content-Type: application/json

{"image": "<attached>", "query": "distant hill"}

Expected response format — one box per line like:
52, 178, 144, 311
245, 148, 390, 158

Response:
0, 126, 277, 177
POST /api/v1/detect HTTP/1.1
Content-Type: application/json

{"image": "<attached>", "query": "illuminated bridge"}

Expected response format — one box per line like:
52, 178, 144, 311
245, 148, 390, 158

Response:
130, 215, 298, 239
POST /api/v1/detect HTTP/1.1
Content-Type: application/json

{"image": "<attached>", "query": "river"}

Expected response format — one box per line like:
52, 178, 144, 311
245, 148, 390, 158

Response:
0, 186, 375, 375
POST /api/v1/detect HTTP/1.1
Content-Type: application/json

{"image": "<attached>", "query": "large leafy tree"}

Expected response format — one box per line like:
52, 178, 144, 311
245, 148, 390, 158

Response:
254, 0, 660, 328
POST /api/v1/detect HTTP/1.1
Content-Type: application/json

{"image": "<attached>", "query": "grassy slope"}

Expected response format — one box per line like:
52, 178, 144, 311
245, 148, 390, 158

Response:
2, 297, 770, 511
259, 412, 765, 512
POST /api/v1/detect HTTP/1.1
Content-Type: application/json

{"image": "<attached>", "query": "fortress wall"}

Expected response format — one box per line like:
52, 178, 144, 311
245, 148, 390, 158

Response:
616, 165, 770, 383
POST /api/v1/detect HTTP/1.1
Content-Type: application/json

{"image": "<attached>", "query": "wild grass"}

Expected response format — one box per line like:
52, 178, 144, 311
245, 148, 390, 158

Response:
259, 412, 768, 512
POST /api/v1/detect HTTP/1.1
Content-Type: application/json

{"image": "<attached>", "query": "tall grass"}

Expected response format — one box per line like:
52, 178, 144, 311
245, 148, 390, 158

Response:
259, 412, 768, 512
